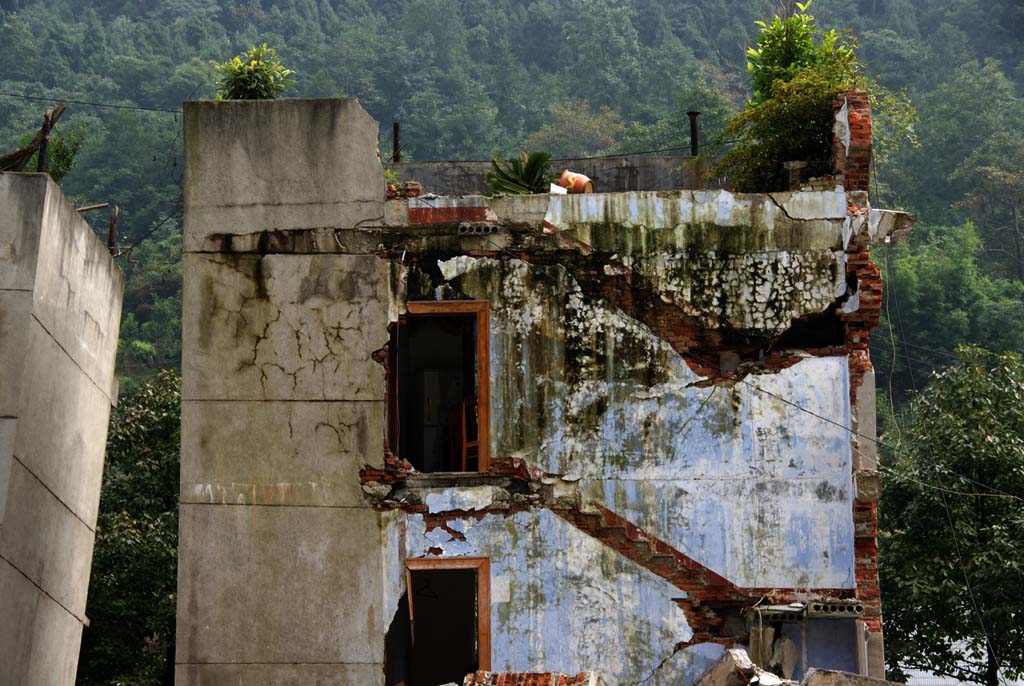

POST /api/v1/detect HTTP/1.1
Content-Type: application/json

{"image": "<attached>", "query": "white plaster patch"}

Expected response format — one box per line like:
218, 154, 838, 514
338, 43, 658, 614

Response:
425, 527, 454, 545
424, 485, 497, 513
445, 518, 469, 534
380, 510, 406, 635
772, 190, 848, 220
492, 575, 511, 603
439, 254, 478, 281
842, 291, 861, 314
834, 97, 851, 154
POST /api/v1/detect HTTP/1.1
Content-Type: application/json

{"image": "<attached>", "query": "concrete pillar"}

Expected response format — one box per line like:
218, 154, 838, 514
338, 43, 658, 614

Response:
0, 173, 124, 685
177, 99, 390, 685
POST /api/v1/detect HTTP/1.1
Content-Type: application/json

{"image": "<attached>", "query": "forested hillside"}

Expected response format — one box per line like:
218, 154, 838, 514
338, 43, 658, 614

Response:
2, 0, 1023, 400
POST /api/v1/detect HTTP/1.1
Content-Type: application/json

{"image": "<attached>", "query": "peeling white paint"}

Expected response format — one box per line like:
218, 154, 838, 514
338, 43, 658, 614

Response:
454, 258, 855, 589
380, 510, 405, 638
406, 510, 694, 685
770, 190, 849, 221
834, 97, 851, 155
424, 485, 499, 513
439, 254, 478, 281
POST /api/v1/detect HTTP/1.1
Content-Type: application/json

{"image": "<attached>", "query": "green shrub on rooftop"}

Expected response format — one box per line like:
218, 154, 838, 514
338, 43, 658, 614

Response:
214, 44, 295, 100
717, 0, 916, 192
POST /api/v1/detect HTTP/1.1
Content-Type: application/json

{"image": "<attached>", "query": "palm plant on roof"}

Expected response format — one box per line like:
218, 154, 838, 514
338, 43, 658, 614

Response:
484, 150, 555, 195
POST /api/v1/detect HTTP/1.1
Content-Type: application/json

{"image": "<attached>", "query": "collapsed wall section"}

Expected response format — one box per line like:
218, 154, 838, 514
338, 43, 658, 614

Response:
0, 173, 124, 686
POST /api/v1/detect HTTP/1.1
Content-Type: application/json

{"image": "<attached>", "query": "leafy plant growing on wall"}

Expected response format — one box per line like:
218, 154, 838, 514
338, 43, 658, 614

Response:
745, 2, 852, 105
716, 1, 916, 192
484, 150, 555, 195
214, 44, 295, 100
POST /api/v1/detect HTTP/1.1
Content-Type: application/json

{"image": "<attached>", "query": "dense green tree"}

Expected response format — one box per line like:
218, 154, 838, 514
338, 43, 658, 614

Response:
882, 60, 1022, 226
526, 99, 623, 158
880, 347, 1024, 686
953, 130, 1024, 282
613, 74, 739, 155
716, 1, 864, 190
77, 371, 181, 686
871, 222, 1024, 403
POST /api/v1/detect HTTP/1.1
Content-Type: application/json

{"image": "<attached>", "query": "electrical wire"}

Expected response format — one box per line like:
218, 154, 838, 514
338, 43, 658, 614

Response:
0, 90, 181, 114
119, 196, 183, 255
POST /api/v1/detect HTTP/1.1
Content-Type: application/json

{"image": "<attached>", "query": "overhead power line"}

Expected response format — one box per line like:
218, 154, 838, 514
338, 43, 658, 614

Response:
0, 90, 181, 114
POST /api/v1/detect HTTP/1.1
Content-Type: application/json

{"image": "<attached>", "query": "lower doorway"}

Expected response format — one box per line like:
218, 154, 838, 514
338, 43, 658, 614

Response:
386, 558, 490, 686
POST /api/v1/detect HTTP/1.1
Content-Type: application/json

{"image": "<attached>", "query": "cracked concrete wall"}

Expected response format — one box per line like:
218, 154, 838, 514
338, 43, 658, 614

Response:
393, 191, 861, 684
177, 98, 393, 686
0, 173, 124, 686
435, 255, 855, 590
541, 190, 849, 333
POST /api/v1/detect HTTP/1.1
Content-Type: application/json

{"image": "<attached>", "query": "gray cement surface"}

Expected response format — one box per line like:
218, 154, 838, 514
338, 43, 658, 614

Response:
0, 173, 123, 686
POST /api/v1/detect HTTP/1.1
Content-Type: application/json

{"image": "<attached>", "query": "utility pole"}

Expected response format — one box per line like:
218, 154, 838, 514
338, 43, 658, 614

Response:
686, 111, 700, 157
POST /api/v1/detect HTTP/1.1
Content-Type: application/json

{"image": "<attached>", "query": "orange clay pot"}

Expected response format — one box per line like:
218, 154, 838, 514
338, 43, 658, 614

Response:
559, 169, 594, 194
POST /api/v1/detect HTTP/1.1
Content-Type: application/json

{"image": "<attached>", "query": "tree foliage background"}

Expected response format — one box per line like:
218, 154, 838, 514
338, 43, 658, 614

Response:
77, 371, 180, 686
1, 0, 1022, 683
1, 0, 1021, 395
879, 348, 1024, 685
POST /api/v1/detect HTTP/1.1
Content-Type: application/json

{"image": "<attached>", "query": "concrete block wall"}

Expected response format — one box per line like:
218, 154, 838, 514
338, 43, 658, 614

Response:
177, 99, 391, 686
0, 173, 124, 685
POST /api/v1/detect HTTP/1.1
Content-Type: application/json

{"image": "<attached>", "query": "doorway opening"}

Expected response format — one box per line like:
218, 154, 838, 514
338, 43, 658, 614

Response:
388, 302, 490, 472
385, 558, 490, 686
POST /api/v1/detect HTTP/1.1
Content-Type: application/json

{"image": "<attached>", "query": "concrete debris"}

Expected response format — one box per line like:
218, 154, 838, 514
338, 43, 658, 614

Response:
802, 669, 903, 686
698, 650, 906, 686
695, 649, 760, 686
771, 636, 799, 679
749, 627, 775, 668
464, 672, 605, 686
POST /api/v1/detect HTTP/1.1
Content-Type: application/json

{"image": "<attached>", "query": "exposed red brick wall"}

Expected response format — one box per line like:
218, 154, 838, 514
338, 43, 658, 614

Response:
832, 90, 872, 194
840, 243, 885, 636
855, 502, 882, 632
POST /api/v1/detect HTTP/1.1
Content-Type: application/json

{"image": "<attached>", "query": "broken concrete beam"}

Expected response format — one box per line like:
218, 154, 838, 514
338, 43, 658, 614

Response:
464, 672, 605, 686
695, 648, 759, 686
802, 669, 903, 686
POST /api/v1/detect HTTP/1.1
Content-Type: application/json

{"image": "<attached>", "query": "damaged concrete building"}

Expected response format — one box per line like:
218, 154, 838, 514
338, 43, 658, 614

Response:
176, 93, 910, 685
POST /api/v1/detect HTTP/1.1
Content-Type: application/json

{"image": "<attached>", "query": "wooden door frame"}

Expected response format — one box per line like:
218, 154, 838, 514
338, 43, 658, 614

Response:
395, 300, 490, 471
405, 557, 491, 671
